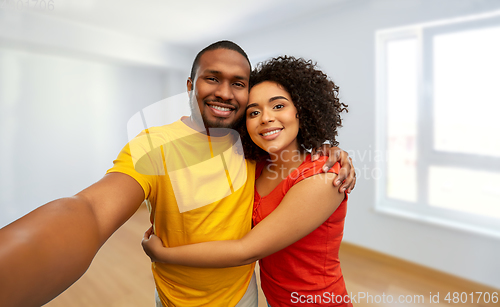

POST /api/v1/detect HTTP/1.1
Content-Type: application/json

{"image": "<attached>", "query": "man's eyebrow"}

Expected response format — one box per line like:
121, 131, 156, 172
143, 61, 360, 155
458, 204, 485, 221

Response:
234, 75, 248, 81
205, 70, 248, 81
246, 96, 289, 110
206, 70, 221, 75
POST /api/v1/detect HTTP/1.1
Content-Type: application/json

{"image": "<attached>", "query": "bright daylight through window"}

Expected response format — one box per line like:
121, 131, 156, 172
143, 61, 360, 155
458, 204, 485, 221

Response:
376, 12, 500, 236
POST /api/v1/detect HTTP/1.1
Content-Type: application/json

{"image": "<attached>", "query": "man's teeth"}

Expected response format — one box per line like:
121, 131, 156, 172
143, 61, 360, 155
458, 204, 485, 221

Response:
263, 129, 281, 137
211, 105, 231, 111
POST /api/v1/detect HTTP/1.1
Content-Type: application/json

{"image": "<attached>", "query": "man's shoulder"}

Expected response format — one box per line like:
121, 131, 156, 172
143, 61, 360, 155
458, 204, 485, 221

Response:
141, 119, 185, 135
130, 120, 189, 147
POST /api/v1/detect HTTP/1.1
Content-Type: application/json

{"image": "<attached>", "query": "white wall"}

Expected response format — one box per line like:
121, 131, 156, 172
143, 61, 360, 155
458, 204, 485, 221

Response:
0, 9, 194, 70
0, 10, 194, 228
233, 0, 500, 289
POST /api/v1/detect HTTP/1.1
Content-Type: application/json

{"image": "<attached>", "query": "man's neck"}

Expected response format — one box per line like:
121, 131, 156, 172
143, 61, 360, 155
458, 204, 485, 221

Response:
181, 116, 231, 137
182, 116, 204, 132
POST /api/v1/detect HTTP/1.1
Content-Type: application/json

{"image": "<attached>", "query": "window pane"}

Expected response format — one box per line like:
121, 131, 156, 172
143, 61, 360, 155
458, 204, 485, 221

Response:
386, 39, 418, 202
429, 166, 500, 219
434, 26, 500, 157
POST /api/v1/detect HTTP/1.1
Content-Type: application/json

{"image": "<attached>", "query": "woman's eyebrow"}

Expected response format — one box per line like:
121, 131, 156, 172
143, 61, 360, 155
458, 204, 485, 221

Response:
246, 103, 258, 110
269, 95, 289, 102
246, 96, 290, 110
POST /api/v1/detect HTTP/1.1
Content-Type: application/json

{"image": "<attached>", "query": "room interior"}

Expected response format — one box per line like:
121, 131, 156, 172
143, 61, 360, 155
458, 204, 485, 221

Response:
1, 0, 499, 306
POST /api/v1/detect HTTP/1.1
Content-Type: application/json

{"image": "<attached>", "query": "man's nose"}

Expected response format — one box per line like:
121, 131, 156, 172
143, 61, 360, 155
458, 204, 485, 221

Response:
214, 81, 234, 101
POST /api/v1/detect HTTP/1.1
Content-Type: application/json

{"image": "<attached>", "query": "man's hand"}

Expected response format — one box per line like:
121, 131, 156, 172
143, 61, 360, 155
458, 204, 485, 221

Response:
311, 145, 356, 193
142, 226, 165, 263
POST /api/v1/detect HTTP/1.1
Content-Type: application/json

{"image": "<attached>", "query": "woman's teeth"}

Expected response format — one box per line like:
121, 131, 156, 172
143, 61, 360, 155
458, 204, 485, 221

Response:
263, 129, 281, 136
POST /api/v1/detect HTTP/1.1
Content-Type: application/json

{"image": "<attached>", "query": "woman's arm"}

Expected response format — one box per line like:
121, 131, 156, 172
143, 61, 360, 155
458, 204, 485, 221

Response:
142, 172, 345, 267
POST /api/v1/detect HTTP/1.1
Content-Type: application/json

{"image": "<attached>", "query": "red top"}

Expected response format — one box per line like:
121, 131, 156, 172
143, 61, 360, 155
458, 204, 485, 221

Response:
253, 155, 351, 306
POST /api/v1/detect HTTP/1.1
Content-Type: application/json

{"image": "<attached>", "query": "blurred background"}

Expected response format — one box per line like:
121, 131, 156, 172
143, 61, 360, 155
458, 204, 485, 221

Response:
1, 0, 499, 305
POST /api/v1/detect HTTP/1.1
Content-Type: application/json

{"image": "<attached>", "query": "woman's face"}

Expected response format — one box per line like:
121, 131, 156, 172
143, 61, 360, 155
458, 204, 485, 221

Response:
246, 81, 300, 155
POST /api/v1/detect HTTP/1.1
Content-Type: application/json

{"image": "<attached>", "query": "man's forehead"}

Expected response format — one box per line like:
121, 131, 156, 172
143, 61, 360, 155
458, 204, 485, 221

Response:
197, 49, 250, 78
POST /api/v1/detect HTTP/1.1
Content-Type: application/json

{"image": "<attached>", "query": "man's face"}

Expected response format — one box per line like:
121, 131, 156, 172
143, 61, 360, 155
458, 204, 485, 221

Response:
187, 49, 250, 129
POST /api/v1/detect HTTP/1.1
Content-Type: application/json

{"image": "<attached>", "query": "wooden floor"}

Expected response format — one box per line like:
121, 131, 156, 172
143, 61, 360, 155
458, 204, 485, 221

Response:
45, 205, 498, 307
339, 243, 499, 307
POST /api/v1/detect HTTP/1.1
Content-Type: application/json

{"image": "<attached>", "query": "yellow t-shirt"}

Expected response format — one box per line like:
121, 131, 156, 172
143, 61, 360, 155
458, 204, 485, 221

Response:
107, 119, 256, 307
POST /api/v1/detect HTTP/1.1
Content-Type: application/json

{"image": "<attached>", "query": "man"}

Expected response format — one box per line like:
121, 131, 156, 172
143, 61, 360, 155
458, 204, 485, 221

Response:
0, 41, 355, 307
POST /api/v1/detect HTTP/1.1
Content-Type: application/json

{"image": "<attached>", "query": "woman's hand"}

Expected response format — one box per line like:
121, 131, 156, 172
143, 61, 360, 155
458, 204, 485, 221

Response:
141, 226, 165, 263
311, 145, 356, 193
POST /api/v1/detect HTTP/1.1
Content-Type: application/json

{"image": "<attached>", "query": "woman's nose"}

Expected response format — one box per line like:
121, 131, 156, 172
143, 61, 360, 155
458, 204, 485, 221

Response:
261, 108, 275, 124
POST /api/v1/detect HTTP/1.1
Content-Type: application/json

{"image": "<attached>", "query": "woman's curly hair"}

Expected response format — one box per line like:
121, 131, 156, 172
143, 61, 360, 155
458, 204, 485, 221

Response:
239, 56, 348, 161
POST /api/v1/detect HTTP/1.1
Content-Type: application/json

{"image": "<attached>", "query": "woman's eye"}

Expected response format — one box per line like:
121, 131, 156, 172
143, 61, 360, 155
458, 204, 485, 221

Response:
274, 104, 284, 109
248, 111, 259, 117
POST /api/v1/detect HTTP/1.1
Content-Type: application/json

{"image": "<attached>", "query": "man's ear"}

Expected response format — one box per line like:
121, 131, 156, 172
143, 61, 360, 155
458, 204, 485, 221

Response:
187, 78, 193, 92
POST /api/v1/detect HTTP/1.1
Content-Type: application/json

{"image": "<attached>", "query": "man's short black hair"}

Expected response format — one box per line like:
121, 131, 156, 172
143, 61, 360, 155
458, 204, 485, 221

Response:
189, 40, 251, 81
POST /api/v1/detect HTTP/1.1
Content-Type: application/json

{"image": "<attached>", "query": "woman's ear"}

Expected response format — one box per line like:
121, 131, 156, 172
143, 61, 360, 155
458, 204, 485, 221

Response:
296, 113, 301, 130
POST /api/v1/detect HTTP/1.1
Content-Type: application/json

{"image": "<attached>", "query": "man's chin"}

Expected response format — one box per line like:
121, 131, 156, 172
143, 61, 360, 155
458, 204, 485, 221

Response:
204, 119, 235, 129
203, 115, 244, 130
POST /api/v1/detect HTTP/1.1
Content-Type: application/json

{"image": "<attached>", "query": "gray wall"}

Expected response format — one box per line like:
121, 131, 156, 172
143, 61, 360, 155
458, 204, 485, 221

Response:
0, 48, 164, 225
0, 10, 193, 227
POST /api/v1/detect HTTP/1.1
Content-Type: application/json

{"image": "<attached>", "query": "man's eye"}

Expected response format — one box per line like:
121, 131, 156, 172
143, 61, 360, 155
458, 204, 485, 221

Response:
234, 82, 245, 87
207, 77, 217, 82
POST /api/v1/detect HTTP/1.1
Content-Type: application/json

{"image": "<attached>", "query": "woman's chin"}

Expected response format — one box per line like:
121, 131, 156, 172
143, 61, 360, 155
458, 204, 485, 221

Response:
261, 145, 281, 155
252, 140, 277, 154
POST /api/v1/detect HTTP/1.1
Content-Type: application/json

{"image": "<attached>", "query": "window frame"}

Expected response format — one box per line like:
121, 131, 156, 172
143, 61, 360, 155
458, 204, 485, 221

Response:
375, 13, 500, 238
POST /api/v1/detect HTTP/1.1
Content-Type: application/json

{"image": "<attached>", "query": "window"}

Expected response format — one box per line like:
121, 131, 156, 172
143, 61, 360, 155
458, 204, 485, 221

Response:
376, 11, 500, 237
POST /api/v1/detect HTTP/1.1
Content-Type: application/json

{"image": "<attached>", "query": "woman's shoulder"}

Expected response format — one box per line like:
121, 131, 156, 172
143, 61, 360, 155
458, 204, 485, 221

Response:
295, 155, 340, 176
283, 155, 339, 191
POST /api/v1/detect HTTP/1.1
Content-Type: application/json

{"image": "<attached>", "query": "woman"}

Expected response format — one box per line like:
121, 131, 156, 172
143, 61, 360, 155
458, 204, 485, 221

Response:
142, 56, 351, 306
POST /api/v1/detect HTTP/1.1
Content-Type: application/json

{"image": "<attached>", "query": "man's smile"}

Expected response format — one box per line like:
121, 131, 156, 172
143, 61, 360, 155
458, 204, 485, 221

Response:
206, 101, 236, 117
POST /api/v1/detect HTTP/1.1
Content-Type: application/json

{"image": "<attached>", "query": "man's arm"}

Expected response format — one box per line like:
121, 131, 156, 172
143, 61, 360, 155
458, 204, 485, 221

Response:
0, 173, 144, 307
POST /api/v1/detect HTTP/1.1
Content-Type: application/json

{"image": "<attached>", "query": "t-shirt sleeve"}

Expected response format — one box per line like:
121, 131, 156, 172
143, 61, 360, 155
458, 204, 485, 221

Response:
106, 130, 166, 200
283, 156, 340, 193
